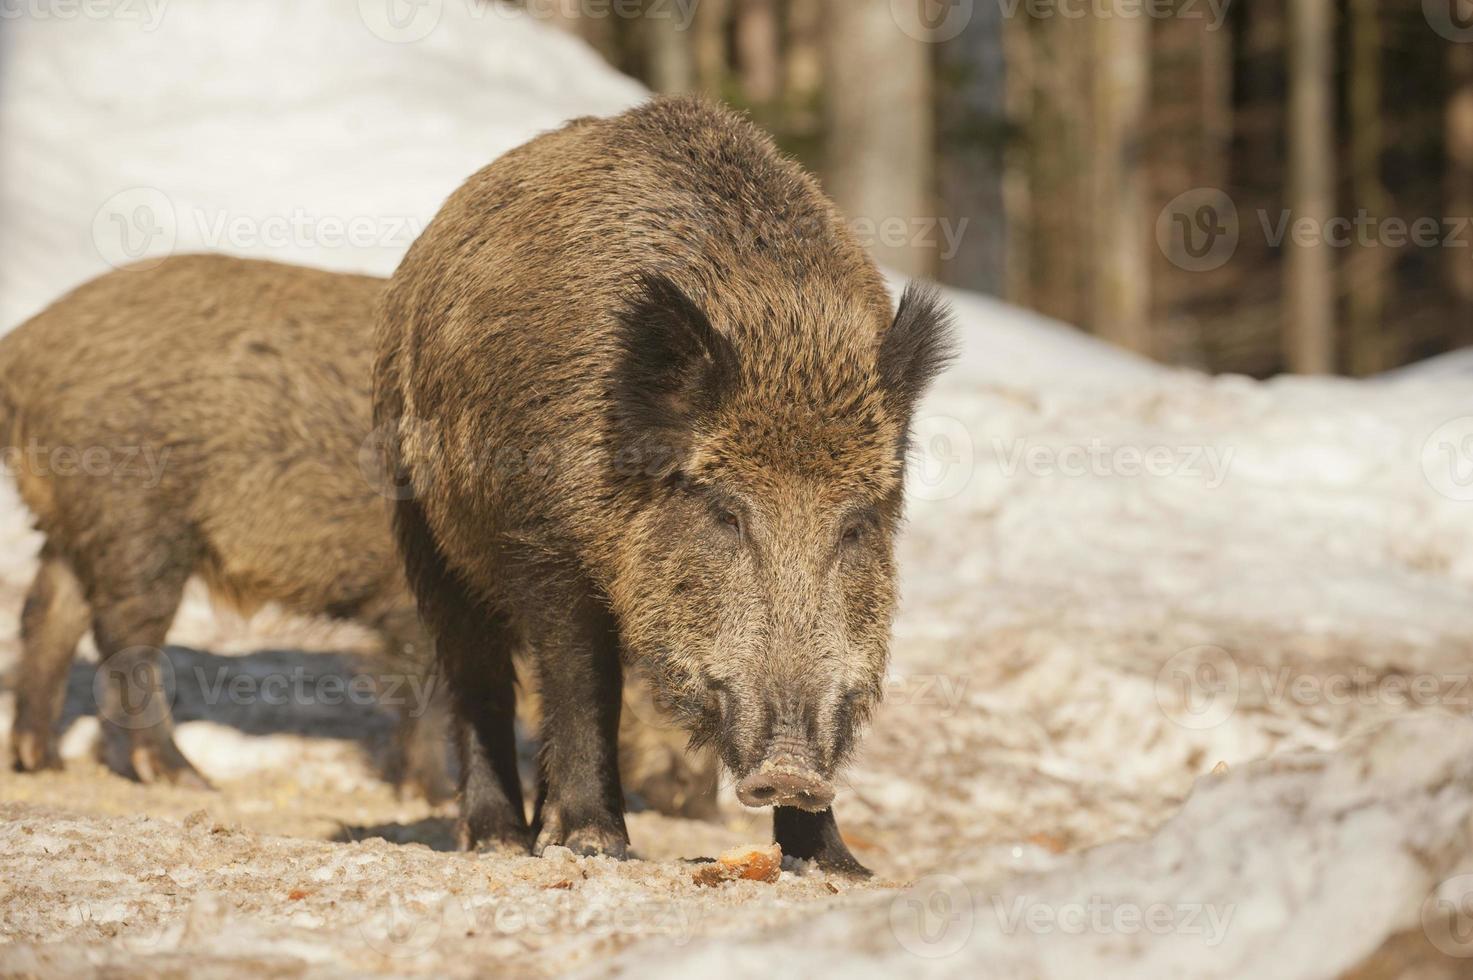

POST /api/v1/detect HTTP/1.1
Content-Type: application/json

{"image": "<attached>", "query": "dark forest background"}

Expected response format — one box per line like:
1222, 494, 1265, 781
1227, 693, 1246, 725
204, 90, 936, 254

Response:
521, 0, 1473, 377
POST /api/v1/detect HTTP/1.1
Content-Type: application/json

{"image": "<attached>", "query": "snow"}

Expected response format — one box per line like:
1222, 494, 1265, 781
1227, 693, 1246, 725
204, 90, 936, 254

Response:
6, 2, 1473, 978
622, 716, 1473, 979
0, 0, 646, 333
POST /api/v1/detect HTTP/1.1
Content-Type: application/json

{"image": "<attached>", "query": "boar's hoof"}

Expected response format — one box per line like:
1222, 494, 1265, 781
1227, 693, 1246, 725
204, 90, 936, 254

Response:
463, 833, 534, 858
11, 727, 62, 773
534, 817, 630, 860
773, 806, 872, 879
560, 828, 629, 861
455, 814, 532, 855
127, 738, 213, 791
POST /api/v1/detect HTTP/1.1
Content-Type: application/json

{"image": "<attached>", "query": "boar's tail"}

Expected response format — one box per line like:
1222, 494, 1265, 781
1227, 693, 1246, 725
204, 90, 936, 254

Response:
0, 382, 13, 455
0, 353, 18, 457
0, 322, 24, 453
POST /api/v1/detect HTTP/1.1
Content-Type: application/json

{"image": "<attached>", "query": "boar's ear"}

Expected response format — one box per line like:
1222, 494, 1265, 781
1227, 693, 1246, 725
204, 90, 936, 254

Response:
612, 272, 739, 478
877, 282, 956, 421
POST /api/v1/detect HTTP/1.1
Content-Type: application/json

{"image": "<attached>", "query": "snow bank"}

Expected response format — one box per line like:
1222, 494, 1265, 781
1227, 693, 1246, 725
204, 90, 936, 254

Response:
622, 715, 1473, 979
0, 0, 645, 332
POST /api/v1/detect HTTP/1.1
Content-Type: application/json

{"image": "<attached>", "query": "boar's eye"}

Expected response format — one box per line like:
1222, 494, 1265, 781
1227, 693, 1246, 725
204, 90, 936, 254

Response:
715, 508, 742, 536
840, 510, 878, 548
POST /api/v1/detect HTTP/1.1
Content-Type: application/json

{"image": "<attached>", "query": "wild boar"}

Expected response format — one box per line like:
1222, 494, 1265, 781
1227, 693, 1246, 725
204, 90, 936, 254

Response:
0, 255, 453, 798
0, 254, 717, 814
374, 97, 952, 874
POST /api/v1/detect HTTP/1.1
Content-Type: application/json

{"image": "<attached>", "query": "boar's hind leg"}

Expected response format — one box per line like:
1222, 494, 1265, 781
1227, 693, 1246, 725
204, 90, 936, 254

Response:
392, 670, 455, 806
774, 806, 872, 878
528, 589, 629, 860
90, 562, 210, 790
442, 615, 527, 853
11, 547, 92, 772
375, 617, 455, 805
393, 498, 528, 852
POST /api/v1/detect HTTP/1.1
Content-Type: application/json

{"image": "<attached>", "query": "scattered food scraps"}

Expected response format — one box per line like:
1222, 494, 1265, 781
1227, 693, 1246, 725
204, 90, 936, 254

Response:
693, 845, 782, 887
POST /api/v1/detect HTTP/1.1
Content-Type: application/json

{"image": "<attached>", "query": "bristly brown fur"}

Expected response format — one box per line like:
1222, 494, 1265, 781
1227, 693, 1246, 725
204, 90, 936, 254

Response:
375, 96, 954, 868
0, 254, 718, 813
0, 254, 450, 796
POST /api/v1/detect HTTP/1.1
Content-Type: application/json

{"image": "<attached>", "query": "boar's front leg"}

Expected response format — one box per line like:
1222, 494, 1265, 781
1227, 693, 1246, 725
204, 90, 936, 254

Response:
774, 806, 871, 878
91, 572, 210, 790
393, 497, 529, 851
527, 587, 629, 859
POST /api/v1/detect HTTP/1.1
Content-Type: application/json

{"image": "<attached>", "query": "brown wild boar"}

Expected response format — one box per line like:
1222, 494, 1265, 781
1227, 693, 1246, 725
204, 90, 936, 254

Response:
0, 255, 452, 798
374, 97, 952, 874
0, 254, 716, 814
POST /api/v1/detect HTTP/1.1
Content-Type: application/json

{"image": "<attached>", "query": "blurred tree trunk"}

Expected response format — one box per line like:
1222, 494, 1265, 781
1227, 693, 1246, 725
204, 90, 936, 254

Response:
735, 0, 781, 105
540, 3, 618, 63
693, 0, 730, 94
1149, 6, 1234, 369
1001, 11, 1034, 308
1017, 12, 1092, 326
1448, 40, 1473, 344
785, 0, 823, 127
1346, 0, 1389, 375
645, 3, 695, 94
824, 0, 936, 278
1285, 0, 1335, 373
1241, 0, 1286, 183
1090, 11, 1152, 354
1198, 13, 1232, 191
937, 0, 1006, 295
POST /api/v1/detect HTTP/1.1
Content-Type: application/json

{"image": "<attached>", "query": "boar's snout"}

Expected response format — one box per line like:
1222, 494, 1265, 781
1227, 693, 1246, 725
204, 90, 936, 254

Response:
735, 758, 835, 811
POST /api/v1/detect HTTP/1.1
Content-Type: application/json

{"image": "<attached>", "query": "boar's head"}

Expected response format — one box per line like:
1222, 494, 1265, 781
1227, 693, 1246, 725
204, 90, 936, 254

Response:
608, 272, 953, 810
